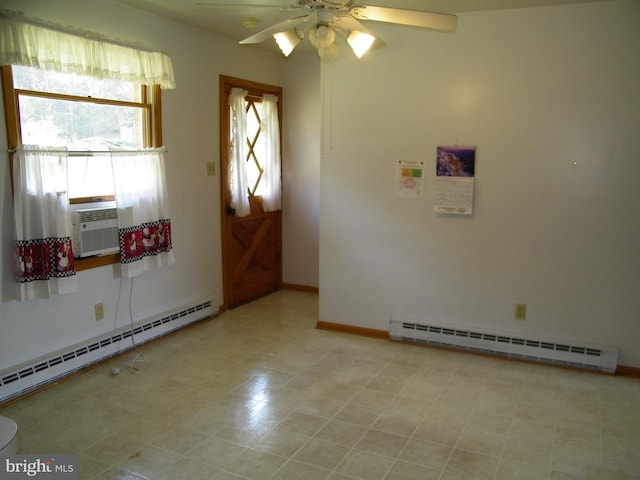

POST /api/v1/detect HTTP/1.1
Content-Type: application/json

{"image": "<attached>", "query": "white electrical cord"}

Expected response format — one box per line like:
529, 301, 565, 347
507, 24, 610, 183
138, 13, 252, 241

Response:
115, 276, 145, 374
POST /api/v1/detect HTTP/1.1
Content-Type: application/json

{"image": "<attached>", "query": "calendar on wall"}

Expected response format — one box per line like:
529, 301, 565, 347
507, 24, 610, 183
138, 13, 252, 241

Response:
434, 145, 476, 215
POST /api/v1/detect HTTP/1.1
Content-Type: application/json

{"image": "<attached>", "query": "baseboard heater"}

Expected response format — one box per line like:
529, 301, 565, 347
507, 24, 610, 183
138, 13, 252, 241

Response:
389, 319, 618, 373
0, 296, 219, 404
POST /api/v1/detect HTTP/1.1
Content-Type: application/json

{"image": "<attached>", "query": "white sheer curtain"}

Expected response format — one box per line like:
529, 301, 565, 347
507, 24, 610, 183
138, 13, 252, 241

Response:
13, 145, 78, 301
110, 148, 174, 278
229, 88, 251, 217
0, 9, 175, 88
261, 94, 282, 212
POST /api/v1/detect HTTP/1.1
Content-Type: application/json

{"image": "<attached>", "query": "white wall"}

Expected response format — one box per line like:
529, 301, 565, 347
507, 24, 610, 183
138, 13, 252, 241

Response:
0, 0, 284, 370
319, 0, 640, 367
282, 53, 321, 289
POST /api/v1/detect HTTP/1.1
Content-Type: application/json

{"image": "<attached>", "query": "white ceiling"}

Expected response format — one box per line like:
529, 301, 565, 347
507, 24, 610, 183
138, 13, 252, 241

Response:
112, 0, 611, 53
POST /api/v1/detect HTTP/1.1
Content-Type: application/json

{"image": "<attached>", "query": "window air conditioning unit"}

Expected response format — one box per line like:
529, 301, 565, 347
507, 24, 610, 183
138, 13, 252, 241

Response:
72, 207, 120, 258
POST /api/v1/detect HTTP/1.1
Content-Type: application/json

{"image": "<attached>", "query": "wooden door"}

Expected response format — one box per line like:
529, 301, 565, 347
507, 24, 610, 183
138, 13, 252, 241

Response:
220, 75, 282, 308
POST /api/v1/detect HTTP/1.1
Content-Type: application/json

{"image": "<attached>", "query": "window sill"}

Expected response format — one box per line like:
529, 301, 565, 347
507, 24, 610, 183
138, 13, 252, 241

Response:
75, 254, 119, 271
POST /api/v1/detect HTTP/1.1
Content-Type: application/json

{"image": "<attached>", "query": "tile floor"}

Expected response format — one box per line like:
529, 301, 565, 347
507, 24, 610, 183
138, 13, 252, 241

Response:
1, 289, 638, 479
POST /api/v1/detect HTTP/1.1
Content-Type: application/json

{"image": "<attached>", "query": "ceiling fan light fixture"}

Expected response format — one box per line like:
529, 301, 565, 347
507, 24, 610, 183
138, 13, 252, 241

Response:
273, 29, 301, 57
347, 30, 375, 59
318, 42, 340, 63
308, 24, 335, 49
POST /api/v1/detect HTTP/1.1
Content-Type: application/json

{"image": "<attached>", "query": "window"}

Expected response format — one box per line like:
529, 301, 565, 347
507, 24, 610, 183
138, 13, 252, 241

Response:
2, 64, 163, 269
245, 99, 266, 197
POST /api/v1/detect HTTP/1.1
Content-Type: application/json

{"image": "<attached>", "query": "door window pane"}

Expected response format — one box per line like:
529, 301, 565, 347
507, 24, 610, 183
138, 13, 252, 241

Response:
246, 101, 265, 197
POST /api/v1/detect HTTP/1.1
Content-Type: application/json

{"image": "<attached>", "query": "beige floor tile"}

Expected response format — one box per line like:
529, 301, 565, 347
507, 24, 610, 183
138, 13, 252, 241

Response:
333, 365, 377, 388
283, 373, 329, 395
436, 384, 483, 409
349, 388, 396, 410
456, 426, 508, 457
385, 396, 431, 419
292, 438, 350, 470
377, 362, 419, 380
370, 409, 419, 437
82, 434, 143, 465
277, 411, 327, 437
223, 447, 287, 480
554, 426, 601, 453
428, 402, 472, 427
551, 427, 603, 478
270, 460, 331, 480
399, 437, 452, 470
602, 432, 640, 477
188, 434, 248, 467
473, 392, 519, 418
78, 455, 111, 479
254, 426, 310, 457
556, 406, 601, 434
515, 399, 559, 426
384, 460, 441, 480
502, 418, 555, 465
519, 383, 561, 405
154, 457, 230, 480
214, 418, 273, 447
115, 444, 183, 479
326, 472, 362, 480
365, 376, 407, 395
313, 382, 360, 402
296, 394, 346, 418
413, 418, 463, 446
333, 403, 381, 428
92, 466, 149, 479
444, 448, 500, 480
354, 428, 408, 458
335, 449, 395, 480
495, 458, 550, 480
146, 425, 210, 456
314, 418, 367, 447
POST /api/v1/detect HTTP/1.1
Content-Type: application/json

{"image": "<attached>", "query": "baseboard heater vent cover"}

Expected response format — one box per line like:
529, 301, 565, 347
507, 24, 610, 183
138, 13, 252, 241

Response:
0, 296, 218, 404
389, 319, 618, 373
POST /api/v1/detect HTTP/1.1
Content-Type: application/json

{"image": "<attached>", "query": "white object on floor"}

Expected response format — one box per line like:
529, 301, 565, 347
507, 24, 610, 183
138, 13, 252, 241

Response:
0, 415, 18, 454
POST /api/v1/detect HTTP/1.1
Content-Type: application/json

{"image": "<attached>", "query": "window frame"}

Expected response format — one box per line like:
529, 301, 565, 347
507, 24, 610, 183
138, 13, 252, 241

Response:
1, 65, 164, 270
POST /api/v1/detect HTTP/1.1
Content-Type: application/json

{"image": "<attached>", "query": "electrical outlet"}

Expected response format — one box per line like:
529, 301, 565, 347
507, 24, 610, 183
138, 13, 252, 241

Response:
514, 303, 527, 320
206, 161, 216, 176
95, 303, 104, 321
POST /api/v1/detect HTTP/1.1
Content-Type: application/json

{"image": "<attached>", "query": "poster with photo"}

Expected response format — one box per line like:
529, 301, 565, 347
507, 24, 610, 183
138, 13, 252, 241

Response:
434, 146, 476, 214
395, 159, 424, 197
436, 145, 476, 177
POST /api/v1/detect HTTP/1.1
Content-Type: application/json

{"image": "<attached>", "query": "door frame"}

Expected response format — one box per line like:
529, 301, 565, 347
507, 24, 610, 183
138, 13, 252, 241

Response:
219, 75, 283, 309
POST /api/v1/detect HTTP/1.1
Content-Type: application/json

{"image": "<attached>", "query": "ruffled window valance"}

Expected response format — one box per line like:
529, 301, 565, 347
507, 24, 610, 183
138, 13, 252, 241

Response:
0, 9, 175, 89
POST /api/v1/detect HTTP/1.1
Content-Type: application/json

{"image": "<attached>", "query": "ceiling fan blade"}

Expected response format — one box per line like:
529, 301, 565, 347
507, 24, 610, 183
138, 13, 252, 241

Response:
349, 5, 457, 32
239, 14, 313, 44
194, 2, 296, 8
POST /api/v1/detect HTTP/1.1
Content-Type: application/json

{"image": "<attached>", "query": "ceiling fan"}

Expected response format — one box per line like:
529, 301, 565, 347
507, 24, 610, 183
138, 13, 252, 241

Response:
196, 0, 457, 61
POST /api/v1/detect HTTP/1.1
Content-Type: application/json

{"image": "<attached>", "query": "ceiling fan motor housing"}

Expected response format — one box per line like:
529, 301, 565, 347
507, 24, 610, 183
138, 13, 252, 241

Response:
309, 23, 335, 48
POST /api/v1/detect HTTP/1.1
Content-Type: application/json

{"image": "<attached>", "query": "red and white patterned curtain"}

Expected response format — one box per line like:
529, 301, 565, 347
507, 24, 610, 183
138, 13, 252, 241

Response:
110, 148, 174, 278
12, 145, 78, 301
